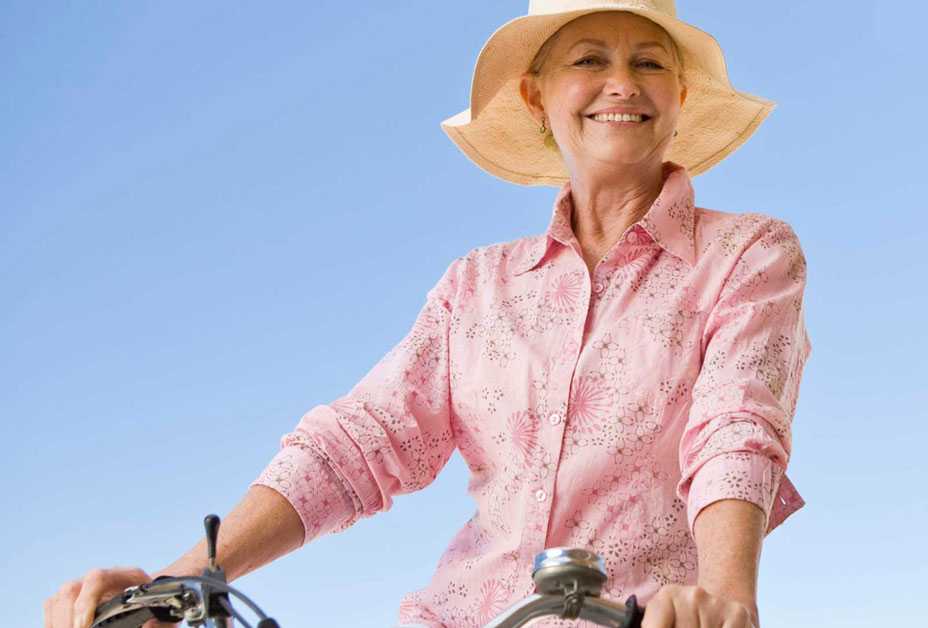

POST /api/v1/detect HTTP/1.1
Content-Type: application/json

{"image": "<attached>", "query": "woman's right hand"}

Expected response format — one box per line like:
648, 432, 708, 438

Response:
43, 566, 170, 628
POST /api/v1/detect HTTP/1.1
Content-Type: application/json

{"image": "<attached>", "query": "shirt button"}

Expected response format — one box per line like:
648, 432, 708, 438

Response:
627, 230, 639, 244
593, 281, 604, 293
548, 412, 562, 425
535, 489, 547, 502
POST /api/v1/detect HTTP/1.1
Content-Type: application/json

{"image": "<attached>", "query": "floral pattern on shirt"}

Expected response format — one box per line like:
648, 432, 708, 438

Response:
252, 160, 812, 627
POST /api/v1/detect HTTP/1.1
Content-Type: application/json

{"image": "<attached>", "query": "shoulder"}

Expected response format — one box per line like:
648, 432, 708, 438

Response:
429, 234, 541, 305
447, 234, 543, 278
695, 207, 808, 293
695, 206, 805, 262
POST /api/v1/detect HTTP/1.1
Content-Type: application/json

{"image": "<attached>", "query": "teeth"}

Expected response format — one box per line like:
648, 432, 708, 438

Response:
591, 113, 645, 122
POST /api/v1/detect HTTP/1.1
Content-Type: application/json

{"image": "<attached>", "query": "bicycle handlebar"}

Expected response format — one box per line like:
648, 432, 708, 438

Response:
89, 520, 643, 628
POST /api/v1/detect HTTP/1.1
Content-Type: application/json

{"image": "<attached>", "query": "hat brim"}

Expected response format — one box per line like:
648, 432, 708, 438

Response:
441, 5, 776, 186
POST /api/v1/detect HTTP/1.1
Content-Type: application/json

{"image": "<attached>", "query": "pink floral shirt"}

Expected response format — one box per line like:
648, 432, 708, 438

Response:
253, 161, 812, 627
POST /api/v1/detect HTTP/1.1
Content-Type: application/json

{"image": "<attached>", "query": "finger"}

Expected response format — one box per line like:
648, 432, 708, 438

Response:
640, 593, 675, 628
669, 586, 703, 628
51, 581, 80, 628
73, 567, 151, 628
42, 596, 53, 628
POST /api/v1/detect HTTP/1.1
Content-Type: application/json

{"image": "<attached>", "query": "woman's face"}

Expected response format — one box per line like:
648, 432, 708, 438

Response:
520, 11, 687, 174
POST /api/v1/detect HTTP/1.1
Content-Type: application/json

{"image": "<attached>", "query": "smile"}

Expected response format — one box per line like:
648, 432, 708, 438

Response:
586, 113, 651, 124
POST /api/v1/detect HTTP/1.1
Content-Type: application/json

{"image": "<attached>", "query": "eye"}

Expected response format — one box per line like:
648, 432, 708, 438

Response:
637, 60, 664, 69
574, 56, 603, 66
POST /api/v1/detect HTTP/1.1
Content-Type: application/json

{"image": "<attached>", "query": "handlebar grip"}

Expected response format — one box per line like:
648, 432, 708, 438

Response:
623, 594, 645, 628
90, 605, 157, 628
91, 590, 177, 628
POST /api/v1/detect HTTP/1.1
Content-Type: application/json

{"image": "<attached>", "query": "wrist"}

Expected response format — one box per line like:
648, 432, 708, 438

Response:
154, 544, 209, 580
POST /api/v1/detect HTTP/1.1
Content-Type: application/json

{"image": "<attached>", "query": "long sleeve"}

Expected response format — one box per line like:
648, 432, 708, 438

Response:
676, 217, 812, 539
252, 256, 462, 546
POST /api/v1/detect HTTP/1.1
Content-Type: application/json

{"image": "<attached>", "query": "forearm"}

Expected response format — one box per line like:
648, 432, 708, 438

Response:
153, 485, 304, 582
693, 498, 765, 623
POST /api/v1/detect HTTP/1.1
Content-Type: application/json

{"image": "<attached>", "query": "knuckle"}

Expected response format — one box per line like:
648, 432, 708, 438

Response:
677, 587, 692, 602
85, 567, 107, 583
61, 579, 82, 595
734, 604, 752, 619
659, 583, 678, 597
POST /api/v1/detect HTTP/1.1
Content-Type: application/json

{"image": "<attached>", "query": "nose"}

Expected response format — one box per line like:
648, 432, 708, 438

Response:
603, 63, 640, 99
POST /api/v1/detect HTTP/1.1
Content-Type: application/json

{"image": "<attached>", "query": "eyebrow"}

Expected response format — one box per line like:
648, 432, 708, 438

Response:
569, 38, 669, 53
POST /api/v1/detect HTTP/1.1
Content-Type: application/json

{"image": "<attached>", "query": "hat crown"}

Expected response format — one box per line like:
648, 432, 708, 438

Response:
529, 0, 677, 18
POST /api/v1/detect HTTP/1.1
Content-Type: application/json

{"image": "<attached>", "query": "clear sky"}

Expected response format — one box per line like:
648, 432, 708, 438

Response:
4, 1, 925, 626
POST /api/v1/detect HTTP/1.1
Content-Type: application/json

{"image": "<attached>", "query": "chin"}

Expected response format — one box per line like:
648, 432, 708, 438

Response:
591, 150, 653, 168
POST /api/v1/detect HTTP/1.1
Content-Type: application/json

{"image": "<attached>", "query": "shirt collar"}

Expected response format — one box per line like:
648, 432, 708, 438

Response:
513, 161, 697, 275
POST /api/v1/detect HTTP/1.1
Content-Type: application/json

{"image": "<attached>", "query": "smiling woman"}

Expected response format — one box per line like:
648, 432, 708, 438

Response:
44, 2, 811, 628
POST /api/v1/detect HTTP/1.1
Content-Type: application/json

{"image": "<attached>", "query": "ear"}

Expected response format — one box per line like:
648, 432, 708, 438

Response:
519, 72, 545, 123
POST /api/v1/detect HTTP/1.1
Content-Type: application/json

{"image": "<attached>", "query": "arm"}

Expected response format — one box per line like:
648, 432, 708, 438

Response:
678, 217, 812, 539
693, 498, 765, 625
61, 259, 465, 628
659, 218, 813, 628
247, 255, 464, 543
152, 485, 304, 581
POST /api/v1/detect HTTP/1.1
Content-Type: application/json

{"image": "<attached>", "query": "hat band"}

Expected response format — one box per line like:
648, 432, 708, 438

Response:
529, 0, 677, 17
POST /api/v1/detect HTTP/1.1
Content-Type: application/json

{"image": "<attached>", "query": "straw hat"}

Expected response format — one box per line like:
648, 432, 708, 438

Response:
440, 0, 775, 186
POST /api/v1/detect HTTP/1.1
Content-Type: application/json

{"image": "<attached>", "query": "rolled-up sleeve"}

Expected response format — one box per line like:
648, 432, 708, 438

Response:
676, 218, 812, 539
252, 256, 462, 546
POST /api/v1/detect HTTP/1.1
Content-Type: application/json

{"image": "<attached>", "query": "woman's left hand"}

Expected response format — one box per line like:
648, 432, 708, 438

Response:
640, 584, 758, 628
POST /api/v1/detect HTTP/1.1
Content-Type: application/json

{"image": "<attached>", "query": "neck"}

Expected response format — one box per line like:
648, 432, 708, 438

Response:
567, 160, 666, 249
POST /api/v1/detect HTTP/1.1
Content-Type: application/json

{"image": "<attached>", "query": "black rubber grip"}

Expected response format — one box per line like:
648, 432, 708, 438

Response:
90, 606, 157, 628
91, 592, 177, 628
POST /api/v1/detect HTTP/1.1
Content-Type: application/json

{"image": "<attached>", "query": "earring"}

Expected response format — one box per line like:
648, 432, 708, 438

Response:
673, 129, 679, 137
539, 115, 559, 151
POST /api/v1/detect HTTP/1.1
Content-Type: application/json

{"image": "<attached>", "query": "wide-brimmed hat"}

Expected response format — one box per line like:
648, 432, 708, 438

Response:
440, 0, 775, 186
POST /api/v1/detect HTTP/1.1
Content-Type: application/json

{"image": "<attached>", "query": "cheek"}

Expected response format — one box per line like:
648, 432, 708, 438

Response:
551, 80, 595, 117
653, 83, 684, 115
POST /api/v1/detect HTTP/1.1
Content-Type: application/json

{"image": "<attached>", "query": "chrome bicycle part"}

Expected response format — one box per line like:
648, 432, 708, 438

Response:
532, 547, 607, 596
484, 548, 645, 628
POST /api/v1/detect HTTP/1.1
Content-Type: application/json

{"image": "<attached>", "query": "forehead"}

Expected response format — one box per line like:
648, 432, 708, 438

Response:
553, 11, 670, 50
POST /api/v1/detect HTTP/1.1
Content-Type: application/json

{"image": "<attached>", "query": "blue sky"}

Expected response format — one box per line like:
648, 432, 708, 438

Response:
3, 1, 925, 626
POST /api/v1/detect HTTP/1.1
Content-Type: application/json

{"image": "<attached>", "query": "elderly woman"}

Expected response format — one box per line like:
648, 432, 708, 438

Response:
47, 2, 811, 627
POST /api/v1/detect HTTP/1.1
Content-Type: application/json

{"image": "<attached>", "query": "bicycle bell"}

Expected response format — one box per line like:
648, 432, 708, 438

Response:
532, 548, 608, 597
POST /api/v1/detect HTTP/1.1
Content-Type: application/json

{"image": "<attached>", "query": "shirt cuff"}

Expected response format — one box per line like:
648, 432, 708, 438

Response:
252, 443, 361, 546
686, 451, 784, 539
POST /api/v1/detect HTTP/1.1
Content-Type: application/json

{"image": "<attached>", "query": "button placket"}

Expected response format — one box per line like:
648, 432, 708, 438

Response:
531, 396, 566, 554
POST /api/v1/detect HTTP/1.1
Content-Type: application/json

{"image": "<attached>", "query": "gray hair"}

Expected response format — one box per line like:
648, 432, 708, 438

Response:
527, 18, 687, 88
